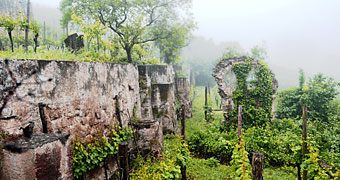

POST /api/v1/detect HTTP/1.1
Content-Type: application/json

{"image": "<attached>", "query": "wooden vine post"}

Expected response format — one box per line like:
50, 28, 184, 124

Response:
181, 104, 186, 141
252, 152, 264, 180
25, 0, 30, 53
180, 104, 187, 180
238, 105, 242, 141
118, 142, 129, 180
204, 86, 208, 121
302, 104, 308, 180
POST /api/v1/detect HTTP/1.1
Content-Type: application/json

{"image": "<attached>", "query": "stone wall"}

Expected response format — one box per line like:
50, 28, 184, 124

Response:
176, 77, 192, 118
1, 134, 72, 180
0, 59, 141, 140
0, 59, 176, 179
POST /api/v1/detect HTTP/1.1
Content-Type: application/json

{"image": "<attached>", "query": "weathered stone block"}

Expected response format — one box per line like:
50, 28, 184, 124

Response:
0, 59, 141, 141
1, 134, 72, 180
131, 119, 163, 156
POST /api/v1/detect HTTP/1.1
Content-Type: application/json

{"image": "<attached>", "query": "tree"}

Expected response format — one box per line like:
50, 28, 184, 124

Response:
72, 0, 193, 63
250, 45, 267, 61
71, 12, 107, 51
304, 73, 339, 122
0, 13, 25, 52
30, 20, 40, 53
154, 22, 195, 64
60, 0, 73, 36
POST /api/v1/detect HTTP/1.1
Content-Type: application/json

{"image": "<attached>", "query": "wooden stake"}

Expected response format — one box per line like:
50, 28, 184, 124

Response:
252, 152, 264, 180
181, 104, 186, 140
25, 0, 30, 52
204, 86, 208, 121
302, 104, 308, 180
181, 104, 187, 180
118, 142, 129, 180
238, 105, 242, 141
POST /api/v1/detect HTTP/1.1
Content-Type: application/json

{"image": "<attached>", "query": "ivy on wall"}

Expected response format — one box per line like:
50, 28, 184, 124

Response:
72, 126, 133, 179
228, 57, 274, 127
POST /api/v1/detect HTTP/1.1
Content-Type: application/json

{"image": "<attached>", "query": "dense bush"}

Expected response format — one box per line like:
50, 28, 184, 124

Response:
188, 119, 302, 166
277, 73, 339, 122
130, 135, 190, 180
188, 117, 340, 171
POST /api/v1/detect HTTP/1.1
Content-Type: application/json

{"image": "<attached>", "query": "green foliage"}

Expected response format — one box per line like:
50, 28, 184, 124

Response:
72, 0, 194, 63
277, 72, 339, 122
188, 118, 304, 166
0, 13, 26, 52
250, 45, 268, 61
228, 58, 274, 127
301, 140, 340, 180
72, 126, 133, 179
130, 135, 190, 180
60, 0, 73, 29
155, 23, 196, 64
231, 134, 252, 180
203, 104, 214, 122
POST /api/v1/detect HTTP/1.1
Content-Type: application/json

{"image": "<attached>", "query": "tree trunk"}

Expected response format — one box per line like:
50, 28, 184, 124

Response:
96, 35, 100, 52
34, 33, 39, 53
126, 47, 133, 63
66, 23, 69, 36
9, 31, 13, 52
297, 164, 301, 180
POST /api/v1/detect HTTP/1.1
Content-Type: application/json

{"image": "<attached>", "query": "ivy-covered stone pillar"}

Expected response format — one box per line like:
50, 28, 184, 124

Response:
213, 56, 278, 127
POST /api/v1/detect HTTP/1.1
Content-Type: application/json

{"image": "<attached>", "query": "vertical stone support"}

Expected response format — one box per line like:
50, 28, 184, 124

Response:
131, 119, 163, 156
138, 65, 177, 134
176, 77, 192, 118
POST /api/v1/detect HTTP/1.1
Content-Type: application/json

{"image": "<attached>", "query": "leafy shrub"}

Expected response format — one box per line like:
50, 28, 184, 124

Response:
277, 73, 339, 122
188, 123, 237, 162
72, 126, 133, 179
130, 135, 190, 180
301, 140, 340, 180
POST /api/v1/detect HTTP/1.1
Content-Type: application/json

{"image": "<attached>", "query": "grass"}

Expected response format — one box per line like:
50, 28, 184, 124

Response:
0, 46, 117, 62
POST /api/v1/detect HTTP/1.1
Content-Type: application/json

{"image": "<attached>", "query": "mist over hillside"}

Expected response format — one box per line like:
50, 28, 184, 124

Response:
31, 4, 62, 32
180, 36, 335, 90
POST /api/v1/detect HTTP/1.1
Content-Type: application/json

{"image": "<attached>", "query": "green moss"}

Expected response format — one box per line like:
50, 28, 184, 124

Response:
132, 103, 141, 122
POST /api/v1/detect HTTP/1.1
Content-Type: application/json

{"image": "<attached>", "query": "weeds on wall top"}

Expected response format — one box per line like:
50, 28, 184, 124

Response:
227, 57, 274, 128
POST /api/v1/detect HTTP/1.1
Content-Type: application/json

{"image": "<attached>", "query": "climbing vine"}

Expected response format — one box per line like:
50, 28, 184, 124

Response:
228, 57, 274, 127
72, 126, 133, 179
230, 133, 252, 180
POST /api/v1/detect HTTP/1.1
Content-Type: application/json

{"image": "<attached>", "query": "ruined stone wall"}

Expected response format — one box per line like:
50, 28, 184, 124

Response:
0, 59, 141, 140
0, 59, 177, 179
138, 65, 177, 134
213, 56, 278, 122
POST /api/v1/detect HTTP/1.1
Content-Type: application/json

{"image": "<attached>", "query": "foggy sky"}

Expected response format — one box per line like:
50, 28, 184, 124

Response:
31, 0, 340, 81
192, 0, 340, 80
